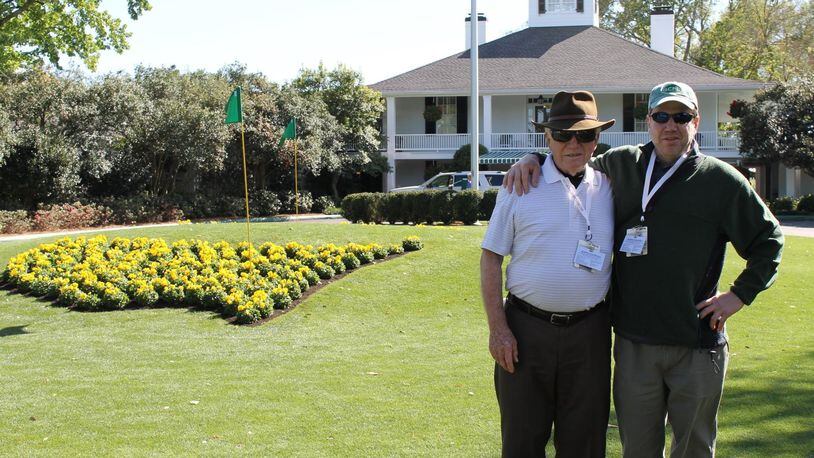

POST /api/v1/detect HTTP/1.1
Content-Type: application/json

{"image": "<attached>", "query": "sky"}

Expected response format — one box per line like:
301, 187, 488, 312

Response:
87, 0, 531, 85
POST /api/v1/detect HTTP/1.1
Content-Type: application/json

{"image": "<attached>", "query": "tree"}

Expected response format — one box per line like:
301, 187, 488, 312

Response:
601, 0, 715, 61
0, 69, 92, 208
290, 64, 386, 199
736, 78, 814, 177
0, 0, 151, 72
693, 0, 814, 81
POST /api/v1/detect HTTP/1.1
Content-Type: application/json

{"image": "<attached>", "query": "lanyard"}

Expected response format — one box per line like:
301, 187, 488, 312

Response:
560, 178, 593, 240
641, 151, 688, 222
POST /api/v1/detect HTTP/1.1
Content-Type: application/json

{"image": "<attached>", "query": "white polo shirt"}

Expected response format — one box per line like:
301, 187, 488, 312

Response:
481, 155, 614, 312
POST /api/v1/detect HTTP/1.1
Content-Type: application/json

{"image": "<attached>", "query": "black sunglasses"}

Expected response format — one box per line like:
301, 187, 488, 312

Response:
550, 129, 598, 143
650, 112, 696, 124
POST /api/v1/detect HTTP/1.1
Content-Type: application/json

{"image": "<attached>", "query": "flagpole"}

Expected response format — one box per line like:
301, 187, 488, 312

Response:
240, 123, 252, 247
294, 139, 299, 215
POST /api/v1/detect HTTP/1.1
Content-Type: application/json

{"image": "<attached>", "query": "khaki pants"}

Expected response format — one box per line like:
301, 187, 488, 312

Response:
613, 335, 728, 458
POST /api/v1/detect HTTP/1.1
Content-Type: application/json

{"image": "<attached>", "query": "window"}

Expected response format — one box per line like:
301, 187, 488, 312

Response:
435, 97, 458, 134
427, 175, 451, 189
485, 174, 505, 186
546, 0, 576, 13
634, 93, 649, 132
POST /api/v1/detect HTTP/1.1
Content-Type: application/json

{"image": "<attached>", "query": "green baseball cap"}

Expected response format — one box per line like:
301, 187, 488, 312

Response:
648, 81, 698, 111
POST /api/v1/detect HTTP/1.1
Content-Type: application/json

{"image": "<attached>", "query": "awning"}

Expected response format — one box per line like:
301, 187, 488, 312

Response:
480, 149, 545, 165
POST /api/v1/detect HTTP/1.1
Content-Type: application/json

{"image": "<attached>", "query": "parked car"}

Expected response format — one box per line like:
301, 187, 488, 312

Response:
390, 171, 506, 193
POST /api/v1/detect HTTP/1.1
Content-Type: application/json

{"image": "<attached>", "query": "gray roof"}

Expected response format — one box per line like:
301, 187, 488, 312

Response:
370, 26, 765, 96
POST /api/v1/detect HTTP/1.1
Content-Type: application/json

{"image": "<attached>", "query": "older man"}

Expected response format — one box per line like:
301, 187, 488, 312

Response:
505, 82, 784, 457
481, 91, 615, 457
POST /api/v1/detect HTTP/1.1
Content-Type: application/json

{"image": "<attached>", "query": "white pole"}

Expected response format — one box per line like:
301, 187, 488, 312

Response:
470, 1, 479, 191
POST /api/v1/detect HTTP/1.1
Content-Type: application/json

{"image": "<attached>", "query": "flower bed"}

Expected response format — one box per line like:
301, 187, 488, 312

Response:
1, 235, 422, 324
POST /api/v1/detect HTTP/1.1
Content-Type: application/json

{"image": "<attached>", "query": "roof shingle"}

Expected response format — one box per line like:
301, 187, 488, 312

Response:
370, 26, 764, 95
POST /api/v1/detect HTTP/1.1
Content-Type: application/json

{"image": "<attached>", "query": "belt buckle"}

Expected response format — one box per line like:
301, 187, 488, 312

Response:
550, 313, 571, 326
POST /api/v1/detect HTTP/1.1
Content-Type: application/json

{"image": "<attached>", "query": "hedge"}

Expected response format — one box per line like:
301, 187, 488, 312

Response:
341, 189, 496, 225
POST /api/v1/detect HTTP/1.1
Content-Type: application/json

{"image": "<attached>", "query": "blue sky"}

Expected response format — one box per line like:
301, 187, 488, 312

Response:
89, 0, 530, 84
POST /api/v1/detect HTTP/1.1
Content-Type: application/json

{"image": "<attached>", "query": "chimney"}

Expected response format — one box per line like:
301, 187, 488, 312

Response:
465, 13, 487, 49
650, 6, 675, 57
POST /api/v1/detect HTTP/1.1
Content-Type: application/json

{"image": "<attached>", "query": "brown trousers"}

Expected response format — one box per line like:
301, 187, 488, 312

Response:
495, 301, 611, 458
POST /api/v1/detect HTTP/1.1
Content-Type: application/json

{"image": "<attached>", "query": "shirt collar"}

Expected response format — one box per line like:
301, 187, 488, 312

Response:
542, 154, 598, 186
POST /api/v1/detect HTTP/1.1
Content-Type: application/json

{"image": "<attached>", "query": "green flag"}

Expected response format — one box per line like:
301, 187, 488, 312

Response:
225, 87, 242, 124
279, 118, 297, 146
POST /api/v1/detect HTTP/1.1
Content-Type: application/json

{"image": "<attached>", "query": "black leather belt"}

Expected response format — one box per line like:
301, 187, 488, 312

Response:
507, 293, 604, 327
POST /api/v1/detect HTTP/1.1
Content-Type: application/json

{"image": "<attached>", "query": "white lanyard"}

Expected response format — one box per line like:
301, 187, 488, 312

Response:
641, 151, 688, 222
560, 178, 592, 240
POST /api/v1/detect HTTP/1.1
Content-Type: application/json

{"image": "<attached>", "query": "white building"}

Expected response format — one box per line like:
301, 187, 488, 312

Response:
369, 0, 813, 199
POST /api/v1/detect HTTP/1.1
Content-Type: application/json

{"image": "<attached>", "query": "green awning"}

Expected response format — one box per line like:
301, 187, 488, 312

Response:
480, 149, 547, 165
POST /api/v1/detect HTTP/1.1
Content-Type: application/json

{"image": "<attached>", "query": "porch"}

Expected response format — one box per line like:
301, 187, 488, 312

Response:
385, 131, 741, 163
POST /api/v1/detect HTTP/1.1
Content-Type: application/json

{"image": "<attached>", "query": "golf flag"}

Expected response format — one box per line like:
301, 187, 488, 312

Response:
225, 87, 243, 124
279, 118, 296, 146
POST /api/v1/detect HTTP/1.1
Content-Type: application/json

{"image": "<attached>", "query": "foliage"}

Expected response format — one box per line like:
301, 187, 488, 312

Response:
2, 235, 422, 323
601, 0, 715, 61
0, 64, 386, 217
340, 192, 383, 223
311, 195, 337, 214
737, 79, 814, 177
32, 202, 112, 231
402, 236, 423, 251
250, 190, 282, 217
0, 1, 152, 72
0, 209, 31, 233
430, 191, 455, 225
693, 0, 814, 81
380, 193, 405, 224
423, 105, 443, 123
289, 63, 387, 199
796, 194, 814, 213
452, 190, 483, 225
450, 143, 489, 172
769, 196, 796, 213
279, 191, 314, 214
594, 143, 612, 157
480, 188, 499, 220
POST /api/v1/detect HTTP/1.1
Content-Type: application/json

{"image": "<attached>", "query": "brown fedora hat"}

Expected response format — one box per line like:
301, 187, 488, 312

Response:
532, 91, 615, 131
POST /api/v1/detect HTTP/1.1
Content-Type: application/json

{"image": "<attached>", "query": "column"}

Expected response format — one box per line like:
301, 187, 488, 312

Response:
483, 95, 492, 150
385, 97, 396, 191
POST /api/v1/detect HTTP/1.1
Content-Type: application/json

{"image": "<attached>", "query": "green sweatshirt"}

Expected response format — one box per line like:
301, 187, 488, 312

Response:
537, 143, 784, 347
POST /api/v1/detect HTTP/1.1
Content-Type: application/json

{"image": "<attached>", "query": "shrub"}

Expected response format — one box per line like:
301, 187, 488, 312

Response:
453, 190, 483, 224
340, 193, 382, 223
32, 202, 113, 231
402, 236, 423, 251
796, 194, 814, 213
410, 191, 435, 224
480, 188, 499, 220
279, 191, 314, 214
769, 196, 796, 214
430, 191, 454, 225
312, 195, 338, 214
251, 190, 282, 216
451, 143, 489, 171
100, 193, 184, 224
380, 193, 405, 224
0, 210, 32, 234
400, 192, 417, 225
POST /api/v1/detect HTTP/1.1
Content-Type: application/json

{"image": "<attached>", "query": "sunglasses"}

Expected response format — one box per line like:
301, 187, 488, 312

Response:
549, 129, 598, 143
650, 112, 696, 124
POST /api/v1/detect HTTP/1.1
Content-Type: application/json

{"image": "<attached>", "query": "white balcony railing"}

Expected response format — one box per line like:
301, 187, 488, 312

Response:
389, 131, 740, 153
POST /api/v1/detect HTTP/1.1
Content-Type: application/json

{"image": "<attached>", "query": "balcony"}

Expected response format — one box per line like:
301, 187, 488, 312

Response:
384, 131, 741, 159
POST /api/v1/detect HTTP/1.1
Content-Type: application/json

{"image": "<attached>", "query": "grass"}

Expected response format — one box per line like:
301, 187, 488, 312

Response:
0, 222, 812, 456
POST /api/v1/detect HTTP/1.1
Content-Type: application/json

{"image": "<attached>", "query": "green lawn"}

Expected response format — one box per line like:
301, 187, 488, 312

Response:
0, 222, 811, 456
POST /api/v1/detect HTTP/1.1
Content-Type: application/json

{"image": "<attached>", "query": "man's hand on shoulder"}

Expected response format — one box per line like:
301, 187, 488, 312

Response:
489, 324, 519, 373
696, 291, 745, 332
503, 154, 541, 196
